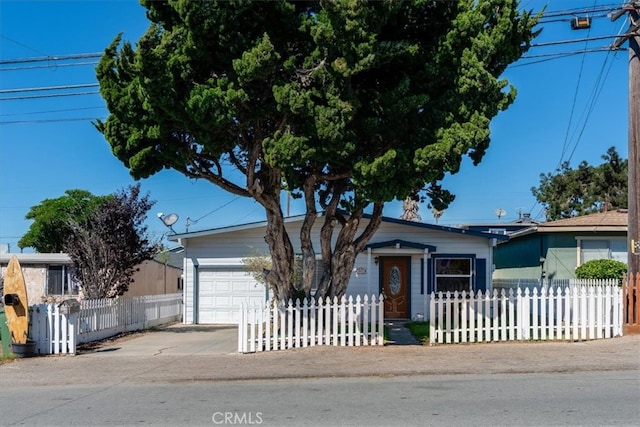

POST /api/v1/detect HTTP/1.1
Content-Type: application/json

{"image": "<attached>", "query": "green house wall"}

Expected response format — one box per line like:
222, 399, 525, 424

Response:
493, 231, 626, 280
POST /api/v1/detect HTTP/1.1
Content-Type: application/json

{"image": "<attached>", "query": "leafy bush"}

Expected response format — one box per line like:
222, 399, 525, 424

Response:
575, 259, 626, 282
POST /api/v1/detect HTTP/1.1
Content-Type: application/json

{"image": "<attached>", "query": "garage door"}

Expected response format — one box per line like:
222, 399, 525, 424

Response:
197, 268, 266, 324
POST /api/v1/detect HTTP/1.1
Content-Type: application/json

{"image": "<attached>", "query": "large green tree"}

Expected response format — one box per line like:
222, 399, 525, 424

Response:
18, 189, 109, 252
531, 147, 628, 220
96, 0, 540, 301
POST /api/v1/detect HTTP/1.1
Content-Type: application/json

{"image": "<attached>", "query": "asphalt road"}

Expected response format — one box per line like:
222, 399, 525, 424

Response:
1, 324, 639, 426
1, 371, 638, 426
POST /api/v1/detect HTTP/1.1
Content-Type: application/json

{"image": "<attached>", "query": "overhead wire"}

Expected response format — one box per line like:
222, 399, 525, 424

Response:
0, 117, 104, 126
525, 1, 624, 220
0, 105, 104, 117
0, 91, 100, 101
0, 61, 100, 72
0, 83, 99, 94
0, 52, 103, 65
0, 34, 48, 56
556, 13, 594, 172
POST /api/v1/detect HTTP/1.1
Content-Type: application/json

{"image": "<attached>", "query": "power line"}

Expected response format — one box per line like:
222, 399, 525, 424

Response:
566, 52, 618, 164
530, 34, 624, 48
538, 4, 621, 19
0, 91, 100, 101
0, 106, 104, 117
0, 61, 100, 72
0, 117, 104, 125
0, 83, 98, 94
557, 14, 595, 171
0, 53, 102, 65
0, 34, 48, 56
512, 47, 614, 67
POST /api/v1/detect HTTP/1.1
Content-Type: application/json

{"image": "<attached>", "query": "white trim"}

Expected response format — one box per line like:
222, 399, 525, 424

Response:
192, 257, 247, 267
0, 253, 72, 264
368, 248, 426, 256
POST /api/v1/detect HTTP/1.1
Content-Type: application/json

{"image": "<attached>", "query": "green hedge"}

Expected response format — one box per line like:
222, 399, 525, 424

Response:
575, 259, 627, 282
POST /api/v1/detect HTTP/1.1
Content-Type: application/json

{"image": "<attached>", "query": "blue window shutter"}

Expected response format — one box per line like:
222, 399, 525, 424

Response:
475, 259, 487, 293
426, 258, 433, 294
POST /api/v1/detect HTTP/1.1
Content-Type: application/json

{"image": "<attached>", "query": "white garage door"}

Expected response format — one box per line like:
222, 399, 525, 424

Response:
197, 268, 266, 324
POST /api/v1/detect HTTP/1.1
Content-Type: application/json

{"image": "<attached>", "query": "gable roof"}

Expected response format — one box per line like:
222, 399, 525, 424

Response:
502, 210, 628, 241
538, 209, 628, 230
168, 212, 509, 241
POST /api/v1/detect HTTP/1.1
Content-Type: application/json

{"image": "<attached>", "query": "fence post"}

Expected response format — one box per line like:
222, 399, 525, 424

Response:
377, 293, 384, 346
362, 295, 369, 346
237, 302, 245, 353
317, 297, 324, 346
310, 297, 316, 347
354, 295, 361, 347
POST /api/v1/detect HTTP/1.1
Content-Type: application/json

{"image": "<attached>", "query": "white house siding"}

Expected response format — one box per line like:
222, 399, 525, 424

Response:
346, 221, 494, 319
176, 217, 495, 324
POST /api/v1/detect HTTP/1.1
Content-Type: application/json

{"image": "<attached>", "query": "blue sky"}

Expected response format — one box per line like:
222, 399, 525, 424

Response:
0, 1, 631, 253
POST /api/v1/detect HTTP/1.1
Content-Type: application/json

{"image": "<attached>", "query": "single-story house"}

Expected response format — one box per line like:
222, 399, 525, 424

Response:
493, 209, 628, 282
460, 212, 540, 236
168, 213, 508, 324
0, 253, 183, 304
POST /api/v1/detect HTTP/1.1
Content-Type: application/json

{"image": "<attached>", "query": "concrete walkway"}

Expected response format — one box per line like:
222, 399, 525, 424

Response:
76, 324, 239, 356
385, 320, 421, 345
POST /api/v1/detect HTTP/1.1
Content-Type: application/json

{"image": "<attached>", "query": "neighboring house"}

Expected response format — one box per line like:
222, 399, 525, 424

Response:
461, 212, 540, 236
124, 258, 183, 297
493, 209, 628, 281
168, 213, 508, 325
0, 253, 75, 305
0, 253, 183, 304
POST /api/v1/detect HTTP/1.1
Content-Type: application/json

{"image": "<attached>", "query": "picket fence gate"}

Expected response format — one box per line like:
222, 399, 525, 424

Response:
238, 294, 384, 353
30, 293, 182, 355
429, 284, 623, 345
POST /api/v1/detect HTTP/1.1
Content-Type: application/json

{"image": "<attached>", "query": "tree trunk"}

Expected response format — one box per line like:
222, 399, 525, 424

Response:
299, 176, 318, 297
262, 203, 295, 302
314, 203, 384, 299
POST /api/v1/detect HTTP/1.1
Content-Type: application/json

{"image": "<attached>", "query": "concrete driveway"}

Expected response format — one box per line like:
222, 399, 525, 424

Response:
78, 323, 238, 357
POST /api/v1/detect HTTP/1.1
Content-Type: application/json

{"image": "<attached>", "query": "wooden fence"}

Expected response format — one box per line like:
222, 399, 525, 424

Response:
30, 293, 182, 355
238, 294, 384, 353
429, 284, 623, 345
623, 273, 640, 334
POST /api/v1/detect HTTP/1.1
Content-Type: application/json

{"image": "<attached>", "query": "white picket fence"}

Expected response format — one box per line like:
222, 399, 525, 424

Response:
429, 284, 623, 345
30, 293, 182, 355
238, 294, 384, 353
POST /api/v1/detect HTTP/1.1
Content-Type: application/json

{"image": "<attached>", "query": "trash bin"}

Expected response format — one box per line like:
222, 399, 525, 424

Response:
0, 306, 12, 356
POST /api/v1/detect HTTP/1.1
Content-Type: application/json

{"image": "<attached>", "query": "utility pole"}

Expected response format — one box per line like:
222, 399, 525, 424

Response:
611, 2, 640, 277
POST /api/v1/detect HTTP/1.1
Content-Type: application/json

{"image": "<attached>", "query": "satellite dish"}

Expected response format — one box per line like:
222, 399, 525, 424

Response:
161, 213, 179, 227
495, 208, 507, 220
